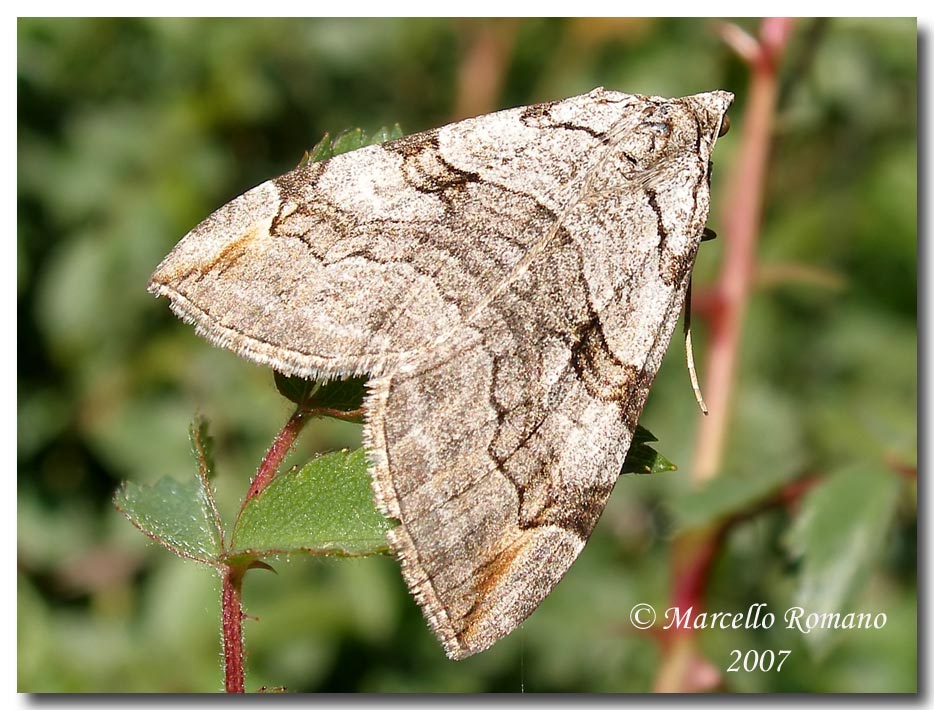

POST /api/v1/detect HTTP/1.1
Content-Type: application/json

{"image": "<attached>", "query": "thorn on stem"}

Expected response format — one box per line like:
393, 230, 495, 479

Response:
247, 560, 277, 574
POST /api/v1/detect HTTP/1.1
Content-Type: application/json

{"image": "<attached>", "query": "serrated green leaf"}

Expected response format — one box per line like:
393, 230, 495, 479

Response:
115, 475, 223, 564
785, 464, 901, 657
622, 425, 676, 475
369, 123, 404, 144
231, 448, 391, 557
301, 132, 333, 165
300, 124, 404, 167
330, 128, 366, 156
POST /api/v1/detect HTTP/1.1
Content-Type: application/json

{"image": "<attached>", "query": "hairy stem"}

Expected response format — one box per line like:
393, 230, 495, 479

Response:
241, 407, 310, 512
222, 405, 312, 692
222, 565, 246, 693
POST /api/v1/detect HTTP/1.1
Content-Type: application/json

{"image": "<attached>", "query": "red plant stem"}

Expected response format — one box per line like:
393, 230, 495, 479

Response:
670, 529, 724, 618
654, 19, 794, 692
221, 406, 312, 691
242, 408, 310, 508
221, 405, 314, 691
222, 565, 246, 693
451, 19, 517, 120
692, 17, 793, 484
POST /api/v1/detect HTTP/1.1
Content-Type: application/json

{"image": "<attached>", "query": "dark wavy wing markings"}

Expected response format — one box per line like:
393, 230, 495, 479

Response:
148, 91, 619, 380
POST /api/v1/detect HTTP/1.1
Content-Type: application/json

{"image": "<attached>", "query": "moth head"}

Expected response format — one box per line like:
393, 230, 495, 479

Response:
638, 91, 733, 163
607, 91, 732, 194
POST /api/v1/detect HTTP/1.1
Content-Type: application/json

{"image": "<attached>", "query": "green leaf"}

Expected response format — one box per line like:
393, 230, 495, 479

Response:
274, 373, 367, 418
621, 425, 676, 475
231, 448, 391, 558
115, 475, 223, 565
302, 131, 334, 165
368, 123, 404, 144
299, 124, 404, 166
330, 128, 368, 157
273, 371, 318, 406
785, 464, 902, 656
307, 377, 367, 414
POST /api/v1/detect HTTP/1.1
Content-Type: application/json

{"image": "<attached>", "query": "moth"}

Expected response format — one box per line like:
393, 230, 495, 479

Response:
149, 88, 733, 659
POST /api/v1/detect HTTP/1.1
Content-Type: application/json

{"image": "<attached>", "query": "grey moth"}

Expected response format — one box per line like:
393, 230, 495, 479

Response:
150, 87, 733, 659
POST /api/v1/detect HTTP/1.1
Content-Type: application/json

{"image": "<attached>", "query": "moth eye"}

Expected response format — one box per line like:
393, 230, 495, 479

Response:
718, 114, 731, 137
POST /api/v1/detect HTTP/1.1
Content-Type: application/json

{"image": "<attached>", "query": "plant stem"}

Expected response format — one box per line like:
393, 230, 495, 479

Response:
222, 565, 246, 693
692, 17, 793, 485
221, 406, 312, 692
451, 19, 517, 120
653, 18, 794, 693
242, 407, 310, 510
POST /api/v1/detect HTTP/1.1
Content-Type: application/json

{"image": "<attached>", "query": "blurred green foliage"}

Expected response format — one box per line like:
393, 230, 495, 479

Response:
18, 18, 916, 692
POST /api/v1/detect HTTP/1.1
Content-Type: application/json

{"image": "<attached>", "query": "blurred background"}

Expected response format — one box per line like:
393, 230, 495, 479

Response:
18, 18, 916, 692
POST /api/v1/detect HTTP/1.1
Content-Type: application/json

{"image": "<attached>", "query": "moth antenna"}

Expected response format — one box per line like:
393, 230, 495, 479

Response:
684, 278, 709, 415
